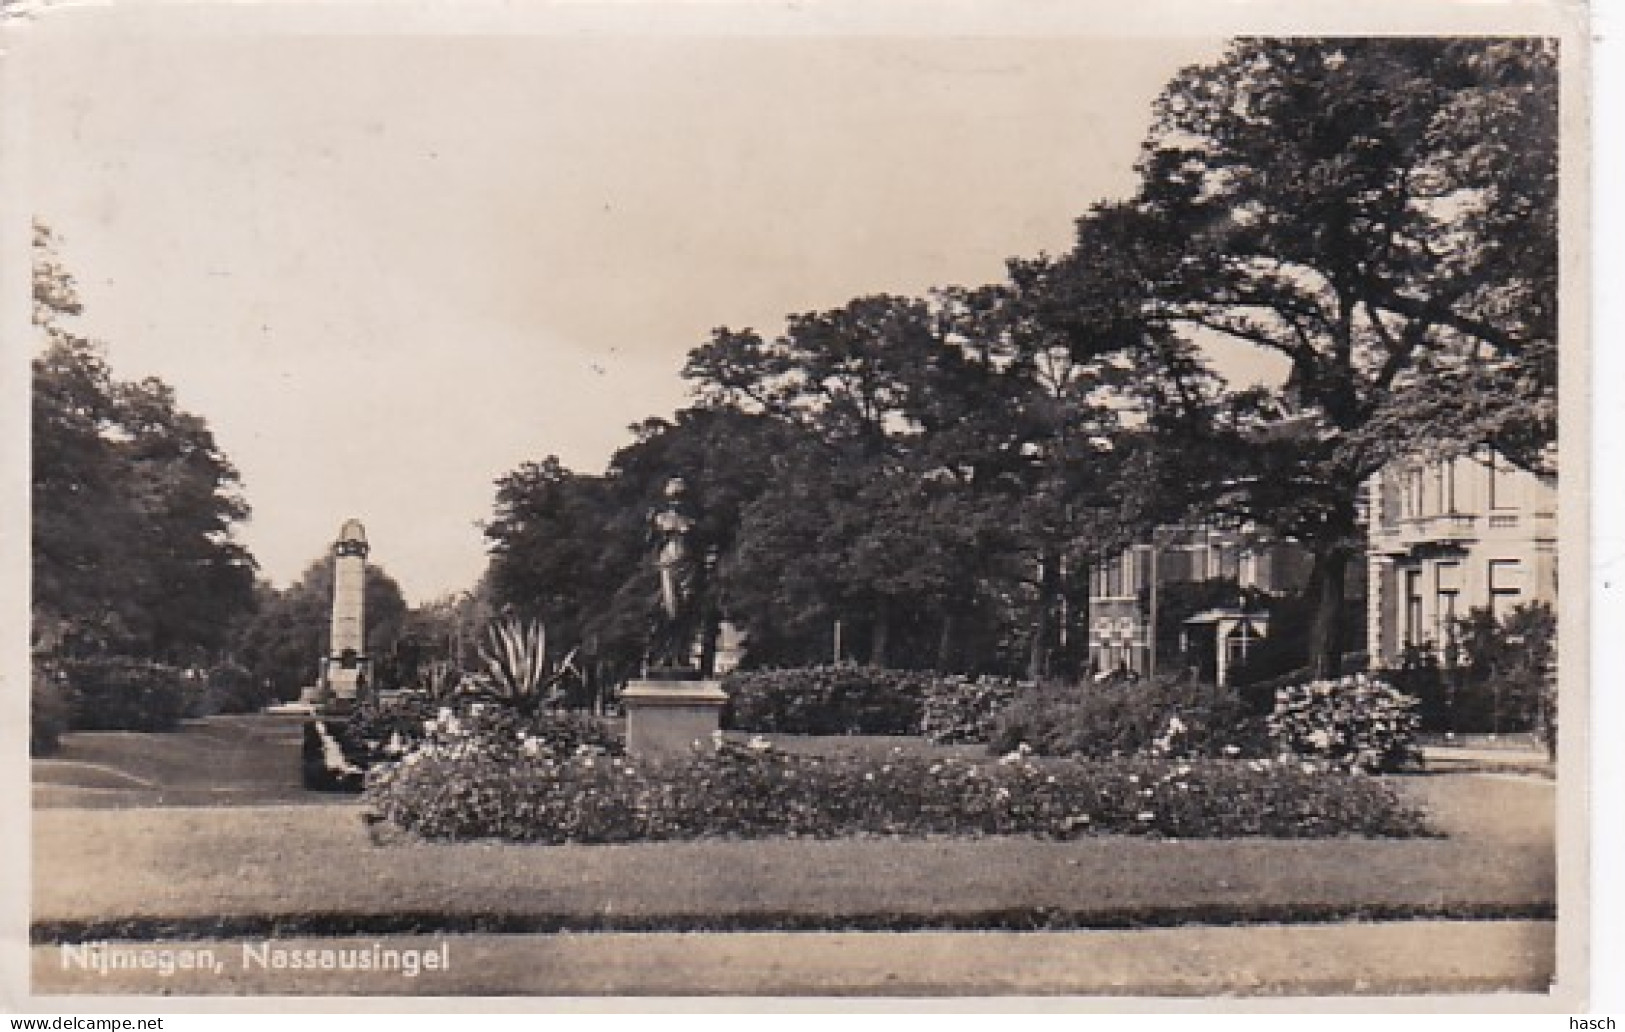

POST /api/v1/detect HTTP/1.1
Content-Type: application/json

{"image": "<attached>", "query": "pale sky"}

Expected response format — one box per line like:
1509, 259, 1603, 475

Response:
19, 8, 1268, 603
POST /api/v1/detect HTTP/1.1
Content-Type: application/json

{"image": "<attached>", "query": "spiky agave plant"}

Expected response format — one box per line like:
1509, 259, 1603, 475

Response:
419, 659, 461, 702
479, 616, 548, 706
476, 616, 586, 712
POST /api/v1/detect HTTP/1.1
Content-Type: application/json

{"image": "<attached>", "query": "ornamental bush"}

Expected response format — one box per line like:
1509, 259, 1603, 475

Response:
59, 657, 192, 732
199, 662, 276, 715
31, 663, 70, 756
1267, 674, 1422, 773
919, 674, 1024, 745
721, 665, 935, 736
989, 675, 1255, 759
365, 729, 1428, 843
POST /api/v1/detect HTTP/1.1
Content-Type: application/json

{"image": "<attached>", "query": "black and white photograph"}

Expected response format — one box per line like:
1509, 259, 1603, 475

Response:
4, 0, 1596, 1011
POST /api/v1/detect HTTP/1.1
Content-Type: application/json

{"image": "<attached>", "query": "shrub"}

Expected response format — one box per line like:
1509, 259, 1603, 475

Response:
920, 674, 1024, 744
1447, 603, 1557, 748
721, 665, 933, 736
989, 675, 1253, 759
199, 663, 275, 715
59, 657, 191, 732
365, 732, 1429, 843
31, 664, 70, 756
1267, 673, 1422, 773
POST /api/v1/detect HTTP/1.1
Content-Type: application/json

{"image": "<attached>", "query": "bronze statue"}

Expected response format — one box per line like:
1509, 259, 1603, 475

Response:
646, 476, 704, 674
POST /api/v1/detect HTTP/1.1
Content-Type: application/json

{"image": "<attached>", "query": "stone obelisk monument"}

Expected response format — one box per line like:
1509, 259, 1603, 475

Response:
621, 477, 727, 756
301, 518, 372, 790
320, 518, 370, 712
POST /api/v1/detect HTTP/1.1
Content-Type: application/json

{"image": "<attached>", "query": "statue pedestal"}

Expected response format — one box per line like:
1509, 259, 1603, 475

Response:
622, 678, 727, 758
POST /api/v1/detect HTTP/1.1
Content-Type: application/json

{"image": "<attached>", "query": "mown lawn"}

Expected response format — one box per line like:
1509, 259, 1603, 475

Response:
32, 773, 1552, 938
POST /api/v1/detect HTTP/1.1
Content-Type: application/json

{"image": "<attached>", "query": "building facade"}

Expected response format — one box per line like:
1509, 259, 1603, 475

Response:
1087, 526, 1312, 680
1365, 451, 1557, 668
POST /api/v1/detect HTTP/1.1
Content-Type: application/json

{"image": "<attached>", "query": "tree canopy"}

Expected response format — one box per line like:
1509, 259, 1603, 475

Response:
484, 37, 1557, 683
32, 222, 258, 661
1121, 37, 1557, 674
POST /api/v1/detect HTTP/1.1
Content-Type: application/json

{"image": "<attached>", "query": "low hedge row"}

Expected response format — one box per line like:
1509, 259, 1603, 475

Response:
56, 658, 194, 732
366, 731, 1429, 844
721, 665, 936, 736
988, 675, 1266, 760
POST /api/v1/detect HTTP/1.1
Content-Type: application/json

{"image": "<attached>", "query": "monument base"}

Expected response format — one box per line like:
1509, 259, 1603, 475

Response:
622, 678, 728, 758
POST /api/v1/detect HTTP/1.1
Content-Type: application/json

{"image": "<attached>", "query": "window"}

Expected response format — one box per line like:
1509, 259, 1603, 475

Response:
1435, 462, 1457, 514
1404, 569, 1424, 645
1488, 454, 1517, 511
1435, 562, 1462, 641
1226, 619, 1264, 669
1489, 560, 1524, 620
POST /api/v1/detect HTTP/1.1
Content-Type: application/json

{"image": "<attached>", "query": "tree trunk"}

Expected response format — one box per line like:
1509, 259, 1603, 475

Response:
935, 612, 955, 672
1307, 547, 1350, 680
869, 601, 890, 668
1028, 552, 1057, 683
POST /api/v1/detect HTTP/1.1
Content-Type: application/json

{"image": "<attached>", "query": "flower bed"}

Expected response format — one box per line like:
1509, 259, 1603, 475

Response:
343, 694, 622, 767
366, 729, 1429, 844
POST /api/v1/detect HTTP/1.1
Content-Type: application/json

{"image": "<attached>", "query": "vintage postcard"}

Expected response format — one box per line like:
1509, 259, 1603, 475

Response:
0, 0, 1596, 1014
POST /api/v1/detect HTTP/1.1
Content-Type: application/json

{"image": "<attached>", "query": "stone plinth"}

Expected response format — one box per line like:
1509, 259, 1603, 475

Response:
622, 678, 727, 758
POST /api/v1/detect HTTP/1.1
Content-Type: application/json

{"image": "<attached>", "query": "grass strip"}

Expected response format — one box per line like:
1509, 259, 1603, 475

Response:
31, 900, 1556, 944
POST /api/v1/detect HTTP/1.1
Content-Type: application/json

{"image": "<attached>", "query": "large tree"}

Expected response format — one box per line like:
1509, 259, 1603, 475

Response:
32, 222, 257, 659
1128, 38, 1558, 676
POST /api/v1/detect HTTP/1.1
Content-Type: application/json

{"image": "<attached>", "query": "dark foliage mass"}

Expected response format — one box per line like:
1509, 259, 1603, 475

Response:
32, 40, 1556, 724
480, 39, 1556, 684
1384, 603, 1557, 752
989, 675, 1264, 760
53, 657, 195, 733
32, 227, 257, 663
720, 665, 938, 736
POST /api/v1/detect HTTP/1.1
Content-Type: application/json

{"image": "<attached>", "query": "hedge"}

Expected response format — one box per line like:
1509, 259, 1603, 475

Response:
721, 665, 935, 736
